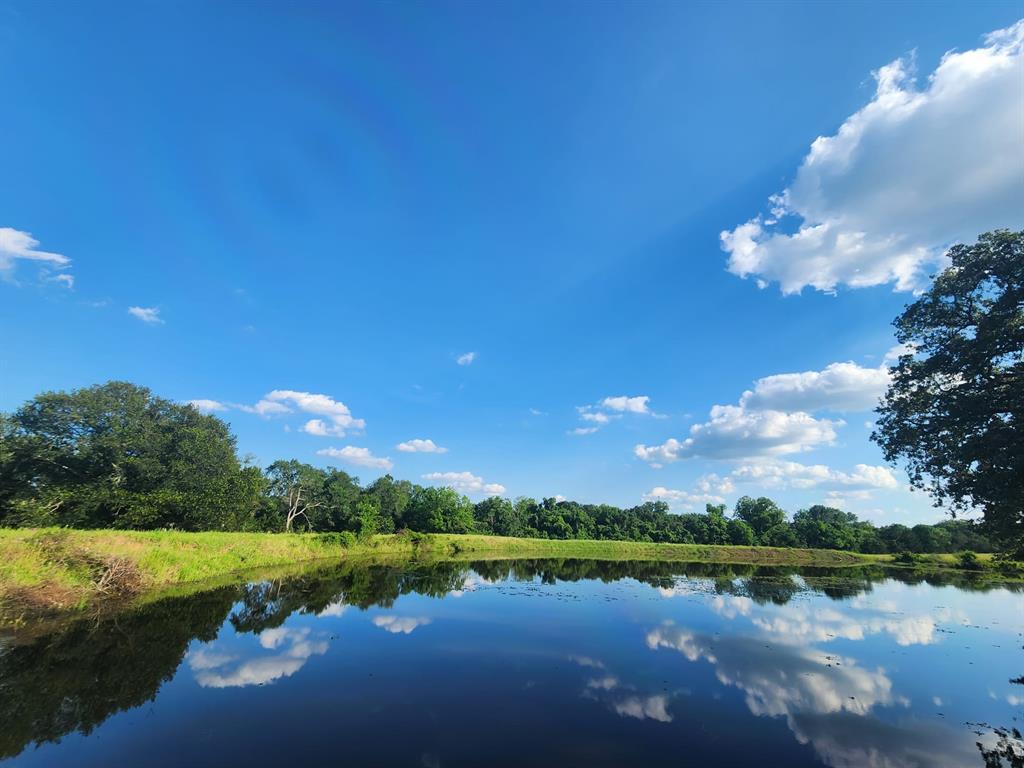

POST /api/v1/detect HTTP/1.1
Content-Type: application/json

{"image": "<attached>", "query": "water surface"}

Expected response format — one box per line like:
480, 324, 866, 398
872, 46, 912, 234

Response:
1, 560, 1021, 767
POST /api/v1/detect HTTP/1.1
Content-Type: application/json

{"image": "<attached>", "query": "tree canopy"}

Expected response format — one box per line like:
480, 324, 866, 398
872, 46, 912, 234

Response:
0, 382, 262, 530
873, 230, 1023, 555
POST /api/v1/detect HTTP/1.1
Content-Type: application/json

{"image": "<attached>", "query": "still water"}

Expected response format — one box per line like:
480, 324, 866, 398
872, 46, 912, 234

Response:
1, 560, 1021, 767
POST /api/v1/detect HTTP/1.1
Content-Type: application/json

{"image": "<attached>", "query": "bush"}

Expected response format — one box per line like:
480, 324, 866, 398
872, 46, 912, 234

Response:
957, 550, 981, 570
316, 531, 357, 548
894, 550, 918, 565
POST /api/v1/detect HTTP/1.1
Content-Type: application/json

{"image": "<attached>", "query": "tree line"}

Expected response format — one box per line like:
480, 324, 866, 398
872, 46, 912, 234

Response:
0, 380, 996, 555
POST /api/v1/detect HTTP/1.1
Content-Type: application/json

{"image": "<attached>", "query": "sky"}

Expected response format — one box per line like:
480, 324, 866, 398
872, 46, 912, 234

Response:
1, 1, 1021, 525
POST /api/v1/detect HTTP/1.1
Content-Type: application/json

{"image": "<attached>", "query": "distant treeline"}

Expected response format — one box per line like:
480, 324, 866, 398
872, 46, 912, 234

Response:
0, 381, 996, 555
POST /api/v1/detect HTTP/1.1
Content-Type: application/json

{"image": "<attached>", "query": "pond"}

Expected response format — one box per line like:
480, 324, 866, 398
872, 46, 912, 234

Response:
1, 560, 1021, 767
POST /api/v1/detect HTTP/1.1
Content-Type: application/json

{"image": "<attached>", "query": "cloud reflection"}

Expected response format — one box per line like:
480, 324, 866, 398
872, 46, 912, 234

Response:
372, 615, 432, 635
570, 656, 678, 723
646, 621, 978, 768
187, 627, 328, 688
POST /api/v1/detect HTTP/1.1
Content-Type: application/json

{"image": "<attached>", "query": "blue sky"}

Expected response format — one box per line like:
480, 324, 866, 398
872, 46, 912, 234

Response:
2, 1, 1021, 524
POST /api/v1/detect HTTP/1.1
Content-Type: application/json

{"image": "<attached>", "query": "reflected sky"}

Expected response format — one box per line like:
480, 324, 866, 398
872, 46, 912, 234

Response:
1, 560, 1021, 767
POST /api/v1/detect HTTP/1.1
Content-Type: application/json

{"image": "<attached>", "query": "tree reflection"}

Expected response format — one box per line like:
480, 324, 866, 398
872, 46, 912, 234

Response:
0, 556, 1017, 760
0, 587, 238, 759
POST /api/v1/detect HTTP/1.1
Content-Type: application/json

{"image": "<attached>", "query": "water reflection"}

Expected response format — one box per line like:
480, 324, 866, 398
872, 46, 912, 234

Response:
188, 626, 329, 688
0, 558, 1020, 766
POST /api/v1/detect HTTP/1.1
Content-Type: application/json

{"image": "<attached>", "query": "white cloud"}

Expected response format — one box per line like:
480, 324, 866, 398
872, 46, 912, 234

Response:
731, 460, 898, 491
372, 615, 432, 635
721, 21, 1024, 294
0, 227, 70, 282
128, 306, 163, 324
187, 399, 227, 413
600, 395, 651, 414
574, 395, 654, 433
883, 343, 916, 363
47, 273, 74, 289
457, 351, 476, 366
258, 390, 364, 435
740, 361, 890, 413
644, 486, 725, 509
318, 446, 393, 471
636, 406, 840, 463
695, 473, 735, 495
235, 399, 291, 417
302, 419, 344, 437
578, 409, 613, 424
397, 438, 448, 454
421, 470, 505, 496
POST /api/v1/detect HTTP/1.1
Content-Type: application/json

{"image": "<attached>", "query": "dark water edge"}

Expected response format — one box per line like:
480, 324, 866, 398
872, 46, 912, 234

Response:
1, 559, 1022, 767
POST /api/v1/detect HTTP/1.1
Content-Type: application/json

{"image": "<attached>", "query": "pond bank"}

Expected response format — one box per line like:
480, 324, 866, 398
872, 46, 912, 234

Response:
0, 528, 1012, 627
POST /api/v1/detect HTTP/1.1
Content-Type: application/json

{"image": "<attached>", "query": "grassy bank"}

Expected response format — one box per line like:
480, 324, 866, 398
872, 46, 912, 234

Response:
0, 528, 1009, 625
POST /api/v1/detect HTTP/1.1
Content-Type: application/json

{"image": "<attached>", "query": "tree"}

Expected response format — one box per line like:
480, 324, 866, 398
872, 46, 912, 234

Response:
873, 230, 1023, 555
703, 503, 730, 545
265, 460, 329, 532
405, 486, 474, 533
793, 506, 861, 551
364, 475, 411, 532
761, 523, 799, 548
734, 496, 786, 542
355, 499, 381, 540
727, 519, 756, 546
0, 381, 257, 530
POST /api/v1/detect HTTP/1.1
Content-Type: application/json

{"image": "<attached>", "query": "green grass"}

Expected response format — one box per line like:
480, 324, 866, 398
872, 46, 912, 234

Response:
0, 528, 1014, 625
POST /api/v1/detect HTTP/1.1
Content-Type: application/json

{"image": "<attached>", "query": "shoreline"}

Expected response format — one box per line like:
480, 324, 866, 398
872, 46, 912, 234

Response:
0, 528, 1015, 627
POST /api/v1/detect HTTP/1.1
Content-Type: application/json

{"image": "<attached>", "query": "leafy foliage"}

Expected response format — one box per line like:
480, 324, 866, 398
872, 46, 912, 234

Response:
873, 230, 1023, 554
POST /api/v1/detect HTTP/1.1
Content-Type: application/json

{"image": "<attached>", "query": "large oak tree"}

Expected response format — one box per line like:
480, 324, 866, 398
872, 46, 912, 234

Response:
873, 230, 1023, 555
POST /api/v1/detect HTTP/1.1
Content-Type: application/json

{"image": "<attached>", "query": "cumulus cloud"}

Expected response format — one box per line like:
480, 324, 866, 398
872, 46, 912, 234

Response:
128, 306, 163, 324
421, 470, 505, 496
397, 438, 448, 454
721, 21, 1024, 294
205, 390, 364, 434
644, 486, 726, 510
317, 446, 393, 471
187, 399, 227, 413
457, 351, 476, 366
575, 395, 654, 433
740, 361, 891, 413
600, 395, 651, 414
0, 227, 71, 283
260, 390, 365, 435
372, 615, 432, 634
633, 353, 904, 466
730, 460, 898, 491
636, 406, 840, 464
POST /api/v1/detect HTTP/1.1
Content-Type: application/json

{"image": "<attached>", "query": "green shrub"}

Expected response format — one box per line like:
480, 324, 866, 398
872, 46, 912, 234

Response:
893, 550, 918, 565
957, 550, 981, 570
